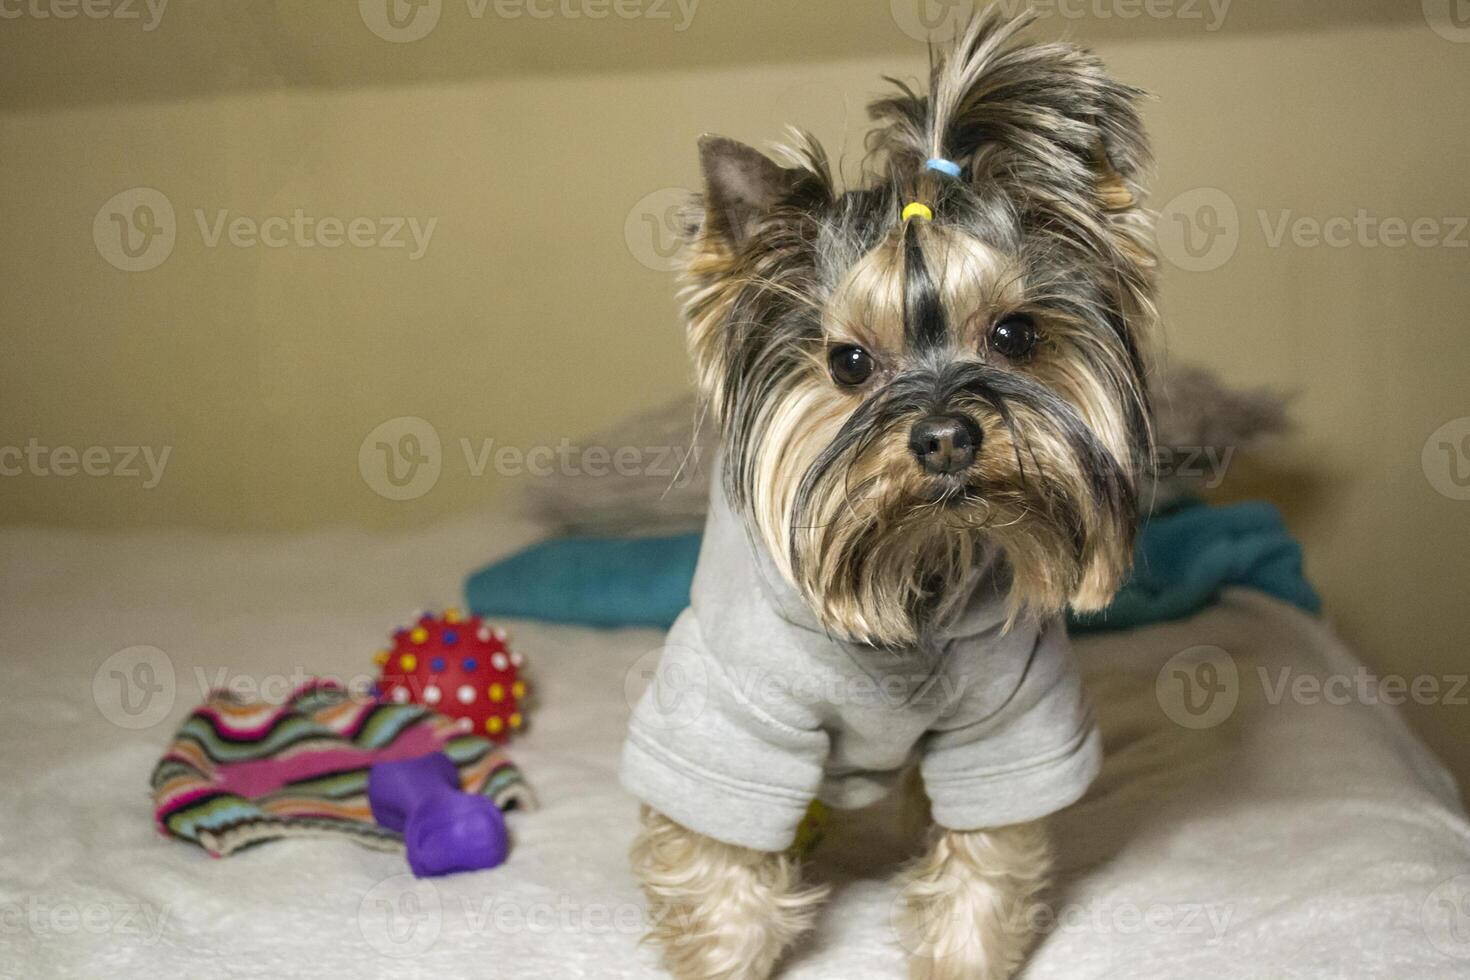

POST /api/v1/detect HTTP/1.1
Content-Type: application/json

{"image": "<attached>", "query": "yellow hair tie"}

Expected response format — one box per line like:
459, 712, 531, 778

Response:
901, 202, 932, 222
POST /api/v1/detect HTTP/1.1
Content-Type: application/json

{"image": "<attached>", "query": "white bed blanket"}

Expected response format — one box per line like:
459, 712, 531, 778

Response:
2, 515, 1468, 979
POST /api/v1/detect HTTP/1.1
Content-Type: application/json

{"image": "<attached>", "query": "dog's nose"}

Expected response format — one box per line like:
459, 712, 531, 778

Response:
908, 415, 981, 475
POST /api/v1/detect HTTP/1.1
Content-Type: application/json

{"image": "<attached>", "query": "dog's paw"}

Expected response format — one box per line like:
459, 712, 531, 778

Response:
632, 807, 827, 980
895, 823, 1051, 980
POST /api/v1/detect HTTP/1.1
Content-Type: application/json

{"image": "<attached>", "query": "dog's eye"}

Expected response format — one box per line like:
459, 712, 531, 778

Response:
989, 314, 1039, 360
828, 345, 875, 387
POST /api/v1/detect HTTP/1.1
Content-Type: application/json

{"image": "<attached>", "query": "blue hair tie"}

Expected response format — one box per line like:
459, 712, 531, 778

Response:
926, 157, 962, 178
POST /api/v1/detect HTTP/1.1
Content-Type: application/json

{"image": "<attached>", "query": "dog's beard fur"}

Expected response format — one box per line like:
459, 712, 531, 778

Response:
780, 359, 1139, 646
680, 11, 1158, 648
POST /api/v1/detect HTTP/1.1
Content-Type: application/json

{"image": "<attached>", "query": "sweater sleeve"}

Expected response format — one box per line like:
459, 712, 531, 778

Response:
620, 608, 830, 851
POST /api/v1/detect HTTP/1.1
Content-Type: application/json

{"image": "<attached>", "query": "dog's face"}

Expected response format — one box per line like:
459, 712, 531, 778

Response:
681, 14, 1159, 647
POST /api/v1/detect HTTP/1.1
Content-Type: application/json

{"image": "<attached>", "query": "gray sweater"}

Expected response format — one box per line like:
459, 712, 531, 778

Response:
621, 479, 1100, 851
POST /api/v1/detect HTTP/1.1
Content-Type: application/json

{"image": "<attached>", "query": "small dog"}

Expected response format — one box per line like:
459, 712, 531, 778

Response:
622, 10, 1157, 979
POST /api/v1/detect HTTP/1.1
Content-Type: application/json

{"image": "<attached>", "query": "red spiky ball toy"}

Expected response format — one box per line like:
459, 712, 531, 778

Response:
374, 610, 528, 743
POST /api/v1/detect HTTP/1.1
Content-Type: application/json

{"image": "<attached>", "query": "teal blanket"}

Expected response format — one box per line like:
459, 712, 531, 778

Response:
465, 500, 1319, 633
1067, 499, 1319, 632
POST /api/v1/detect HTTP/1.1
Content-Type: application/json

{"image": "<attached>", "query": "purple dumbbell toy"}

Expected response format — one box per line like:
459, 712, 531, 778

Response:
367, 751, 508, 877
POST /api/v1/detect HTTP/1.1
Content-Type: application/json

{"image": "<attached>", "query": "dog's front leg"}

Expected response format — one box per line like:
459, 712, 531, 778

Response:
896, 820, 1051, 980
631, 805, 827, 980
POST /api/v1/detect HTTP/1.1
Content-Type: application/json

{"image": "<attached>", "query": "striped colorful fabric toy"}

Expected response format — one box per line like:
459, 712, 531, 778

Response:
151, 680, 534, 859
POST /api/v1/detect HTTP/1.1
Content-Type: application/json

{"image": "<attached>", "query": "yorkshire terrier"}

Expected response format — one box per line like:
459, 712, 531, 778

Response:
622, 10, 1157, 979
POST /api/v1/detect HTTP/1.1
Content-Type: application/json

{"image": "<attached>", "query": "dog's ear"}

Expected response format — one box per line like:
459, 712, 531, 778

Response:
680, 133, 832, 422
696, 135, 821, 248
